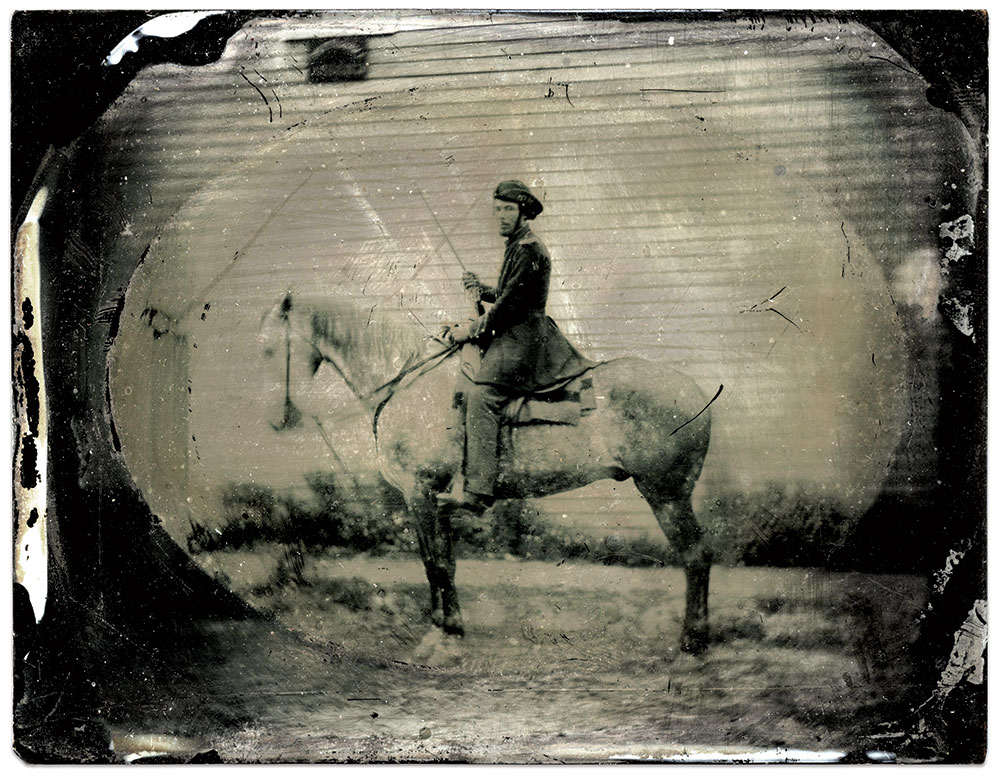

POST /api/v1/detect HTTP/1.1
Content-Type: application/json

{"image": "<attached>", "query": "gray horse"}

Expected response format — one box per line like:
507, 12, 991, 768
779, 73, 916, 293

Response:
259, 294, 716, 652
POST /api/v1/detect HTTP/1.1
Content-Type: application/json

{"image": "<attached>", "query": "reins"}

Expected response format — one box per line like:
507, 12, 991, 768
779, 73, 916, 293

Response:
364, 342, 460, 400
369, 342, 461, 438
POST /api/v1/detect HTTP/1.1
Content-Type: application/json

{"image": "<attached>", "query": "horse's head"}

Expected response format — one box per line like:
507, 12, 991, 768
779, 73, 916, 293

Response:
258, 293, 305, 431
257, 293, 290, 352
259, 292, 434, 432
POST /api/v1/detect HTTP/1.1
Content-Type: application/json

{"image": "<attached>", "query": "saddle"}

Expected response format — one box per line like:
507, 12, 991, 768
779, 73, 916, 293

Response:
457, 343, 598, 426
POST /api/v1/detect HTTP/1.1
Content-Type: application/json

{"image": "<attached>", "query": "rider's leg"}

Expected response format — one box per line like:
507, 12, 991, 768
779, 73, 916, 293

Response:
463, 382, 508, 497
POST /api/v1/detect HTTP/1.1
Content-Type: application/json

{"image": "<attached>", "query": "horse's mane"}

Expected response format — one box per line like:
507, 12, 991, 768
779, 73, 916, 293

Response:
294, 294, 429, 371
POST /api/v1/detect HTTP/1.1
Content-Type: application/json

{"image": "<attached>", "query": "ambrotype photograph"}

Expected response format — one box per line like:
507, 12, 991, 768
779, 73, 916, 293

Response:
11, 10, 987, 763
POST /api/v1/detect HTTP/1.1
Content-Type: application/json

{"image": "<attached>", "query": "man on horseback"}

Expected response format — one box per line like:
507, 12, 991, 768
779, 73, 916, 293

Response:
439, 180, 593, 513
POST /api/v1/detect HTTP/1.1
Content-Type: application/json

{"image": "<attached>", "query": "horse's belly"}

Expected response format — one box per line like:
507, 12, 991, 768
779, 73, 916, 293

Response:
497, 423, 624, 498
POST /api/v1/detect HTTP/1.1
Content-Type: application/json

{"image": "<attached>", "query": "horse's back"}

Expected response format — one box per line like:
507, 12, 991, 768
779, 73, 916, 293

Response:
597, 357, 711, 423
496, 357, 712, 498
590, 357, 713, 488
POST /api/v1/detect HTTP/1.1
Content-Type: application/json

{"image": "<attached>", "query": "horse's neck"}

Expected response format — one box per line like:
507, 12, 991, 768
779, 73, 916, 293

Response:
303, 308, 429, 408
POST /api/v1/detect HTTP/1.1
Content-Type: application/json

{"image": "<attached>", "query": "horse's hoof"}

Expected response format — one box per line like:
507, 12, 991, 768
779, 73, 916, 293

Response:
443, 619, 465, 638
413, 628, 465, 665
680, 629, 709, 655
430, 608, 445, 628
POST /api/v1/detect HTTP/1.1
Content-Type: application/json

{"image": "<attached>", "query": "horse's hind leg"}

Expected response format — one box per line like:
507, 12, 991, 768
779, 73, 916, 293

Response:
636, 479, 712, 654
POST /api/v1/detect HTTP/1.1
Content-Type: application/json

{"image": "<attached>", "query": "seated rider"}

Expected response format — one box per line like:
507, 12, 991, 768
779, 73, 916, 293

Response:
439, 180, 592, 513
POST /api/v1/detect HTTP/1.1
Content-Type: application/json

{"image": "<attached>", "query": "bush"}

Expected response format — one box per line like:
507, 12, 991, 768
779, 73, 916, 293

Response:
451, 499, 571, 559
302, 471, 406, 552
704, 483, 853, 568
597, 534, 682, 568
186, 482, 283, 553
188, 477, 863, 571
451, 501, 679, 566
185, 475, 407, 555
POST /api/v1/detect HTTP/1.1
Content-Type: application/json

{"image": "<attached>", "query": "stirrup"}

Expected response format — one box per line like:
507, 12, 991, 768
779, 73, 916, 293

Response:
436, 486, 494, 515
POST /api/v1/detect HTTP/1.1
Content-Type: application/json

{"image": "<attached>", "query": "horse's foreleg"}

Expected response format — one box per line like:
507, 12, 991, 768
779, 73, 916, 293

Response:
411, 490, 464, 637
408, 504, 444, 627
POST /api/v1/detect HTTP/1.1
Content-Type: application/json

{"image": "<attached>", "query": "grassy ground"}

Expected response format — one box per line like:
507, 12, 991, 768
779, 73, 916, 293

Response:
151, 545, 933, 762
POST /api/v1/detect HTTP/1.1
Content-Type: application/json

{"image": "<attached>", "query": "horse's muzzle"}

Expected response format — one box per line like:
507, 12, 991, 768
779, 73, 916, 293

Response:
269, 398, 303, 431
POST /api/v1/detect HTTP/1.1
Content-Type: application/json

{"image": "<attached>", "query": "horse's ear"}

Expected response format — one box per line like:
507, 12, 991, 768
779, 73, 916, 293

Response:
308, 348, 323, 376
281, 293, 293, 315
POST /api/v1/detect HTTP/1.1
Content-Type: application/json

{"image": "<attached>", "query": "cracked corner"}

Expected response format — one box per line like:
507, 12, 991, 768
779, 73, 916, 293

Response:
936, 599, 987, 693
938, 214, 974, 265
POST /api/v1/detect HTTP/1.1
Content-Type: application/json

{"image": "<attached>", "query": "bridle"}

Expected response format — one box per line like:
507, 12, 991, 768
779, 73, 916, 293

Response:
273, 301, 302, 430
367, 343, 460, 439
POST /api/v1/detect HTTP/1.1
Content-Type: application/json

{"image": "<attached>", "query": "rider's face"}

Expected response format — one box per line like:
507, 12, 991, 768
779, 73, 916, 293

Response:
494, 199, 522, 236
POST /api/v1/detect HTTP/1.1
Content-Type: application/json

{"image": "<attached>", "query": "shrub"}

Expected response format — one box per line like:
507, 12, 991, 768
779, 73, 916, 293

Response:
185, 474, 409, 556
186, 482, 283, 552
704, 483, 853, 568
313, 577, 378, 612
451, 501, 679, 566
189, 477, 864, 571
597, 534, 682, 567
452, 499, 571, 559
302, 471, 406, 552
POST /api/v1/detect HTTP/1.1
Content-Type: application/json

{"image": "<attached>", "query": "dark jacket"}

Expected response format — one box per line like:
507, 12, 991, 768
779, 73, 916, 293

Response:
470, 224, 593, 391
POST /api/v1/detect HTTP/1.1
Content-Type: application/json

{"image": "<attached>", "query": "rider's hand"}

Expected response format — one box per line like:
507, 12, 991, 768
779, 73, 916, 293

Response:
448, 323, 473, 345
435, 325, 454, 345
468, 313, 489, 340
462, 271, 482, 296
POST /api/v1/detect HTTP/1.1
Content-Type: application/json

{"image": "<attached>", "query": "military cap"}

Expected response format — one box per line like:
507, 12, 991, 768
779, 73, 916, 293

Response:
493, 180, 543, 220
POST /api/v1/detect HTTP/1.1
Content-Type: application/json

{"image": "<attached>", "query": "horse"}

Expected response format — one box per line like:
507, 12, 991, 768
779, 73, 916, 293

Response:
258, 293, 716, 652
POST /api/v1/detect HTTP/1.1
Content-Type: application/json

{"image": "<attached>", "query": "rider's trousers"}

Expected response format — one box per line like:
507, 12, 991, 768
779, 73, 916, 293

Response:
464, 382, 511, 496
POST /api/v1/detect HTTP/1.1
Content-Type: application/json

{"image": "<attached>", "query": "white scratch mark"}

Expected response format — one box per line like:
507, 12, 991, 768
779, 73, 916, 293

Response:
104, 11, 227, 66
14, 187, 50, 623
937, 214, 977, 338
339, 167, 388, 238
614, 748, 849, 763
939, 214, 974, 265
932, 547, 966, 595
936, 599, 987, 691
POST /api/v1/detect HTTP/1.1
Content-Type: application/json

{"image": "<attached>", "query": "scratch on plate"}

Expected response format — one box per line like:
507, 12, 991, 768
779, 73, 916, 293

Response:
931, 547, 966, 596
939, 214, 974, 265
13, 187, 50, 623
936, 599, 987, 691
937, 215, 976, 339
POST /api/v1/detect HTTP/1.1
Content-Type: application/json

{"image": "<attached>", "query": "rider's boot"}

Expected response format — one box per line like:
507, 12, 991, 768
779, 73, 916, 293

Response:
436, 477, 494, 515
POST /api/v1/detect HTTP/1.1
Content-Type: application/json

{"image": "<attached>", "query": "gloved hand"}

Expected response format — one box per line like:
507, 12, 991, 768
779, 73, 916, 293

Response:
462, 270, 483, 298
444, 321, 474, 345
434, 325, 454, 345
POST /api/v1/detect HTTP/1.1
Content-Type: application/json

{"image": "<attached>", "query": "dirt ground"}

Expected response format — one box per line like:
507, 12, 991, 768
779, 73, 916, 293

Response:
102, 548, 929, 763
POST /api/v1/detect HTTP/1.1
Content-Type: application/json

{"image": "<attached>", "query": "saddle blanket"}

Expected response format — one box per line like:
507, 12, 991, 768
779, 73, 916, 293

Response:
457, 344, 598, 426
